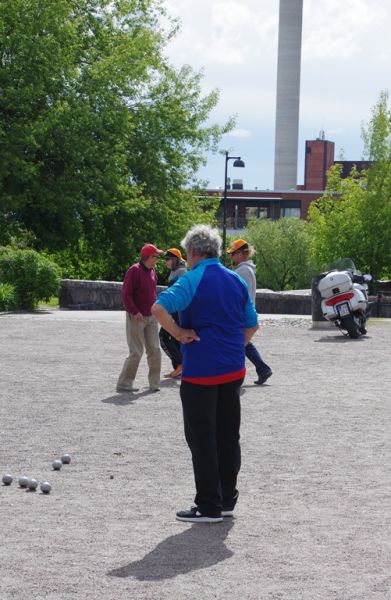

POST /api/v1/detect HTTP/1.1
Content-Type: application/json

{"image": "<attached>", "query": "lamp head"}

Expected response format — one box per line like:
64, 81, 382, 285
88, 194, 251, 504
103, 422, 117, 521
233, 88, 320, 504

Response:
233, 158, 245, 168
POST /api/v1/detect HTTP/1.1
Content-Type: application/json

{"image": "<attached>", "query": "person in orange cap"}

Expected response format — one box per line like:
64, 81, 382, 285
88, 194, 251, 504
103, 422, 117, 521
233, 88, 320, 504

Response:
159, 248, 187, 378
227, 239, 272, 385
116, 243, 164, 393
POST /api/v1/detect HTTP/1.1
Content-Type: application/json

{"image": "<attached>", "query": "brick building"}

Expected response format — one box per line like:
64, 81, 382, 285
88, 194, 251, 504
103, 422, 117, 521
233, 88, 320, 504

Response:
208, 137, 370, 234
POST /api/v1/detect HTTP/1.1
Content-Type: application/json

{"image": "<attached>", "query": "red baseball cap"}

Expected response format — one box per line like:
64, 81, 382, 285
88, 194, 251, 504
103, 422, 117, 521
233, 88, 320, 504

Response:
140, 244, 164, 257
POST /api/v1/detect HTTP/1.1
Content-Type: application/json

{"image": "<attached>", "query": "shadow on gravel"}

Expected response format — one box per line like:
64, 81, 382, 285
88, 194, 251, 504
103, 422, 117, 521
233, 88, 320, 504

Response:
241, 383, 271, 389
107, 520, 234, 580
102, 379, 181, 405
102, 394, 138, 406
0, 309, 53, 316
315, 335, 367, 343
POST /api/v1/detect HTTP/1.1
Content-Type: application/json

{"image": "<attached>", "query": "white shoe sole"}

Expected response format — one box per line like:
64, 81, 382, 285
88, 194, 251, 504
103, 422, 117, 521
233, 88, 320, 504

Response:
176, 515, 223, 523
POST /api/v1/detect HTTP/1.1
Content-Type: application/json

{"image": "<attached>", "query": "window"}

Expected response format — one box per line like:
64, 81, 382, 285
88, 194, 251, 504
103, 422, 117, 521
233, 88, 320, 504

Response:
281, 207, 301, 218
245, 207, 268, 220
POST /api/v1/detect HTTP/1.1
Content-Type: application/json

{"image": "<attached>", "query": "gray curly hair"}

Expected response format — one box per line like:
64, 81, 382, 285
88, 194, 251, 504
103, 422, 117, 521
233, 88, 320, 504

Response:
181, 224, 221, 258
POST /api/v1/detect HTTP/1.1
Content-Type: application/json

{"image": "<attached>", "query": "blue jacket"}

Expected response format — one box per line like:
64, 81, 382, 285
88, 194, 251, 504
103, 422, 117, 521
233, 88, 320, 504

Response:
156, 258, 258, 384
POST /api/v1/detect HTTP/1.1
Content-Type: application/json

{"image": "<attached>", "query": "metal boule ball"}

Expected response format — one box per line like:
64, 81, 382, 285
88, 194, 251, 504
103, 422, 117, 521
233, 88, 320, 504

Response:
2, 473, 13, 486
52, 460, 62, 471
18, 476, 29, 488
27, 478, 38, 491
61, 454, 71, 464
40, 481, 52, 494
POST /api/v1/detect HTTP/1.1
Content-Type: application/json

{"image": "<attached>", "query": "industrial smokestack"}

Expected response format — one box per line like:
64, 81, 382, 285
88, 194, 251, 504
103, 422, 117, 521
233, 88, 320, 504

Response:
273, 0, 303, 190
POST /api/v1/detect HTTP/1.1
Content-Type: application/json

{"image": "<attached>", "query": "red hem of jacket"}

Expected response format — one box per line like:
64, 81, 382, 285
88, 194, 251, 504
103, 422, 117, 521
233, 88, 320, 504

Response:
181, 368, 246, 386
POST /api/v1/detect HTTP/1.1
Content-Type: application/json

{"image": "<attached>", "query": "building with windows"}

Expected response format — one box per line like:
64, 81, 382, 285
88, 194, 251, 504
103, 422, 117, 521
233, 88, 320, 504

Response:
208, 137, 370, 235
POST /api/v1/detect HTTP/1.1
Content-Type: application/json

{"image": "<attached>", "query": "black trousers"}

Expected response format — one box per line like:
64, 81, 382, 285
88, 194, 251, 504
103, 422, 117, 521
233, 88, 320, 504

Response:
180, 378, 243, 517
159, 327, 182, 369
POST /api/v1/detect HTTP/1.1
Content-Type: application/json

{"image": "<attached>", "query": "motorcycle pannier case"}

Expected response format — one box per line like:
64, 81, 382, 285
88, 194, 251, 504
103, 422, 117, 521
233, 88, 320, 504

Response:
318, 272, 352, 298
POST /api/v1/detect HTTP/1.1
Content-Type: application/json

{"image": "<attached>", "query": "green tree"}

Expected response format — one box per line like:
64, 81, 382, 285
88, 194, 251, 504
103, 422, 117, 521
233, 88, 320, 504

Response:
245, 217, 314, 291
308, 91, 391, 279
0, 247, 61, 309
0, 0, 229, 280
0, 282, 17, 311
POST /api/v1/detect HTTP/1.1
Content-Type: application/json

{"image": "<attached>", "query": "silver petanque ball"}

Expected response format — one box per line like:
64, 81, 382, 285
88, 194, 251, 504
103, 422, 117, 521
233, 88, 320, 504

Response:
18, 476, 29, 488
40, 481, 52, 494
61, 454, 71, 464
52, 460, 62, 471
2, 473, 13, 486
27, 478, 38, 491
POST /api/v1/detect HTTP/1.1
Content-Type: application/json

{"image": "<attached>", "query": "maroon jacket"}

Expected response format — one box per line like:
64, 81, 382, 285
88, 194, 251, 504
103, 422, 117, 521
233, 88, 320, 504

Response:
121, 262, 158, 316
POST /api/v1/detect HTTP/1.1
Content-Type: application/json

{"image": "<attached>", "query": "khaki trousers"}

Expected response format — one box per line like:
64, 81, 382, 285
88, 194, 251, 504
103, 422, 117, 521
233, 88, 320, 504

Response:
117, 314, 161, 389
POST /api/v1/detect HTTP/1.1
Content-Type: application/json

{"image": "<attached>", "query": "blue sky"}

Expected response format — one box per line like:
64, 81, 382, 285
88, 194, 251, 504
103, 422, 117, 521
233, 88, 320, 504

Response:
164, 0, 391, 190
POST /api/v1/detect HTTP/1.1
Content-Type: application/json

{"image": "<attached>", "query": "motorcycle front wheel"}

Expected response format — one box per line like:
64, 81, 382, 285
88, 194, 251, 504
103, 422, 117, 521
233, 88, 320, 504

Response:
342, 314, 361, 339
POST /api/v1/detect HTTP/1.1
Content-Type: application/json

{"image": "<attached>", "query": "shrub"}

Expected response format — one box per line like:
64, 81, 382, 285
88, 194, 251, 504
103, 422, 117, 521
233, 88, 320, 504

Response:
246, 218, 316, 291
0, 247, 61, 310
0, 283, 17, 311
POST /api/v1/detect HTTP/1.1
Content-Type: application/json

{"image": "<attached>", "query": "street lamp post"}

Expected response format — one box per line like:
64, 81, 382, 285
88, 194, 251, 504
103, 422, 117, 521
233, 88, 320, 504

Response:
222, 151, 245, 264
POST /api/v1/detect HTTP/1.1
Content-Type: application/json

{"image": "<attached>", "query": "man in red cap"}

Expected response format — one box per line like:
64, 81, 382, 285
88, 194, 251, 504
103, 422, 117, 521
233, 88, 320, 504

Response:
116, 243, 164, 392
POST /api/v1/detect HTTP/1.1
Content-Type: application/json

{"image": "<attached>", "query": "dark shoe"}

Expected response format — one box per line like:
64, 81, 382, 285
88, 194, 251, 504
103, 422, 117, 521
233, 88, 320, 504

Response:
176, 506, 223, 523
254, 370, 272, 385
222, 490, 239, 517
116, 385, 139, 392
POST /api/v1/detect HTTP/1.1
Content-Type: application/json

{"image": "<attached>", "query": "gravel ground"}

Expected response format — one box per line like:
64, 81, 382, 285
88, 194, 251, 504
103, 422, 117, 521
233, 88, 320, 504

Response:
1, 310, 391, 600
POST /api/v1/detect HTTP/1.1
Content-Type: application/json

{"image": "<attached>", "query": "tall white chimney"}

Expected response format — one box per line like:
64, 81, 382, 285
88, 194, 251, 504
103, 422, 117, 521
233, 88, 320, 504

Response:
273, 0, 303, 190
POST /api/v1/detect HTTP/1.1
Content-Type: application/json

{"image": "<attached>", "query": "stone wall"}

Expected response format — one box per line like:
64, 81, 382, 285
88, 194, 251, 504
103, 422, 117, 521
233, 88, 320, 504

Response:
59, 279, 124, 310
59, 279, 312, 313
59, 279, 389, 317
254, 289, 311, 314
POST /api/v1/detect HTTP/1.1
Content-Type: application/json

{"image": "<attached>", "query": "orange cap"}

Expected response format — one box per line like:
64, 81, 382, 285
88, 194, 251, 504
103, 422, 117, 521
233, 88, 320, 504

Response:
227, 239, 249, 254
165, 248, 185, 262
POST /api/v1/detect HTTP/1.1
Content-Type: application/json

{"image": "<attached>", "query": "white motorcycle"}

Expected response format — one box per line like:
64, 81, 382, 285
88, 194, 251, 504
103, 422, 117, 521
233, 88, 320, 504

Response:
317, 258, 372, 339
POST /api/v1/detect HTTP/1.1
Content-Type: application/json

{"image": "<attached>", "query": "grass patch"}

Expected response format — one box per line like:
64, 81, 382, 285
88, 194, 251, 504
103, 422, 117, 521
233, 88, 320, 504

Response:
38, 296, 59, 309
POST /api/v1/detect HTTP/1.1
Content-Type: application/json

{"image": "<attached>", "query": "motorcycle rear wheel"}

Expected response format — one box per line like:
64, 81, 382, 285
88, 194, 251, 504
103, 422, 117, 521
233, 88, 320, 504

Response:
342, 314, 361, 339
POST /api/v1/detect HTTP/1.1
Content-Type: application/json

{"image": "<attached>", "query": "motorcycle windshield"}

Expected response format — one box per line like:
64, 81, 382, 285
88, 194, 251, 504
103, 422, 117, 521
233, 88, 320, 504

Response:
326, 258, 358, 274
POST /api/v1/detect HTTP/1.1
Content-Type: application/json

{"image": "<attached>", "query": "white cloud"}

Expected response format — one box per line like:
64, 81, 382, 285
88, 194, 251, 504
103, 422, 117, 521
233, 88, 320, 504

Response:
164, 0, 391, 188
226, 128, 253, 138
166, 0, 278, 67
302, 0, 387, 60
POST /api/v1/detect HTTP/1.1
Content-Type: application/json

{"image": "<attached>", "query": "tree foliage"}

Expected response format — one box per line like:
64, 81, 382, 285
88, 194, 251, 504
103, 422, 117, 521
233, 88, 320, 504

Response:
308, 91, 391, 279
245, 217, 314, 291
0, 0, 229, 280
0, 282, 17, 311
0, 246, 61, 309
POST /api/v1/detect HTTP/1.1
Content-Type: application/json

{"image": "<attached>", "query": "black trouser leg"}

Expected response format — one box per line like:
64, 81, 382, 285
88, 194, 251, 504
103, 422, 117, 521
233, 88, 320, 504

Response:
217, 378, 242, 507
180, 379, 242, 517
159, 327, 182, 369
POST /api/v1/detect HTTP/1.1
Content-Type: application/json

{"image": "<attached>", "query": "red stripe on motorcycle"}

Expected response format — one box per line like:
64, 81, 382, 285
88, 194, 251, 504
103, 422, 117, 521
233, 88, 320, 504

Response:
325, 292, 354, 306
